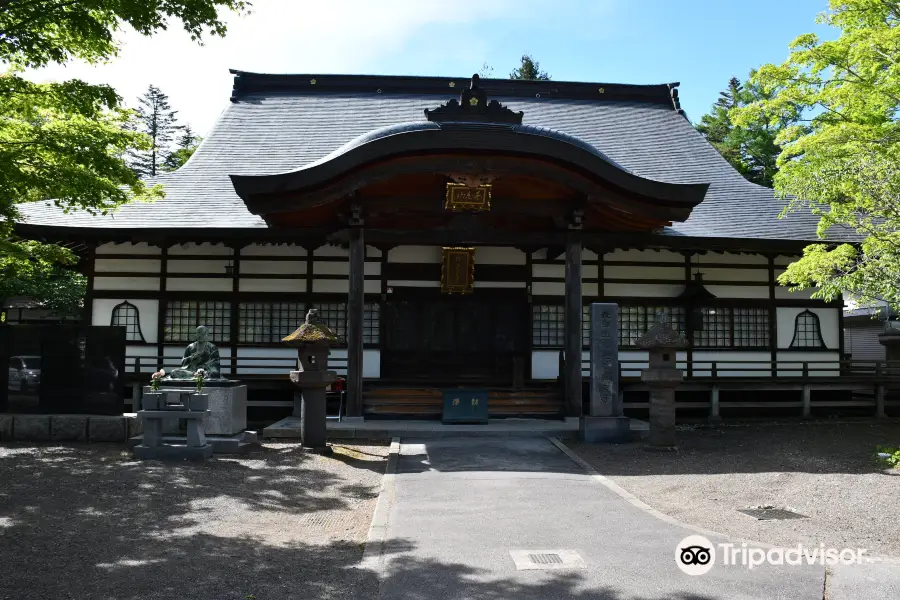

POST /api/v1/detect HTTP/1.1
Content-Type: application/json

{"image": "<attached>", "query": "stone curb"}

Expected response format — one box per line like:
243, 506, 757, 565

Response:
357, 436, 400, 575
0, 414, 137, 443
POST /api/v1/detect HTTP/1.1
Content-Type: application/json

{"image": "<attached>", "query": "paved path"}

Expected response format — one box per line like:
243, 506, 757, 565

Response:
368, 437, 897, 600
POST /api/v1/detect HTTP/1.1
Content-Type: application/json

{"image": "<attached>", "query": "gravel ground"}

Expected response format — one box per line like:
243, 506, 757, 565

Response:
0, 441, 389, 600
570, 420, 900, 559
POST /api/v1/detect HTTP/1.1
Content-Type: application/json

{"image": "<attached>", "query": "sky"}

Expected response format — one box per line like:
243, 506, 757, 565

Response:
29, 0, 834, 136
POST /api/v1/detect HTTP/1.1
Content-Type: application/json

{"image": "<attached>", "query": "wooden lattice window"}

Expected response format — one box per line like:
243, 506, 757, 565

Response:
532, 304, 564, 347
238, 302, 305, 344
111, 301, 144, 342
790, 310, 825, 348
164, 300, 231, 343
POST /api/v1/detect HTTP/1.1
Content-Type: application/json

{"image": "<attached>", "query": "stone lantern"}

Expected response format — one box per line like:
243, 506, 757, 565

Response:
281, 309, 340, 453
636, 312, 689, 450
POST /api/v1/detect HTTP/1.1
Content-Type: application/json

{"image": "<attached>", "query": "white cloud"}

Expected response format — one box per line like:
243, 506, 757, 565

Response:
25, 0, 536, 135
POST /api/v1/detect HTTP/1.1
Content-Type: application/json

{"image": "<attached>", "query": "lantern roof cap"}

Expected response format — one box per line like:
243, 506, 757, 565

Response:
282, 309, 341, 346
636, 312, 690, 350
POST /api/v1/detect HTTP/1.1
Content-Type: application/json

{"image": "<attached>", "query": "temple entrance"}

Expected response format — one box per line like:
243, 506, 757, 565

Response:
381, 288, 529, 384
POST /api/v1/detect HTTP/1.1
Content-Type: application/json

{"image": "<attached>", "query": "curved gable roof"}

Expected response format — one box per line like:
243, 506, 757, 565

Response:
15, 72, 822, 241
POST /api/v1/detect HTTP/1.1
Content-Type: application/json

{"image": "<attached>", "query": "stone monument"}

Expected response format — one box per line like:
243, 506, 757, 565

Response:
636, 312, 689, 450
134, 388, 212, 460
136, 325, 248, 448
281, 309, 340, 454
581, 303, 631, 443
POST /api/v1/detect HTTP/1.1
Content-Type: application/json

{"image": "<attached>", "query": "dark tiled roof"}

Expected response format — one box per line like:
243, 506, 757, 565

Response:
17, 72, 824, 241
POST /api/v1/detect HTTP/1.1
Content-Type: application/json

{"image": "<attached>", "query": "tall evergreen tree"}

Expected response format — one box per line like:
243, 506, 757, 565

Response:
509, 54, 551, 80
163, 125, 202, 171
696, 74, 796, 187
129, 85, 181, 177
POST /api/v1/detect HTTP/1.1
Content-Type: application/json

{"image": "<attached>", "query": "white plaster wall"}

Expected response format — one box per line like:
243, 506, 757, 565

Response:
604, 265, 683, 280
604, 283, 683, 297
313, 244, 348, 257
777, 307, 839, 349
96, 242, 160, 255
533, 264, 564, 278
583, 283, 599, 297
241, 244, 307, 257
700, 268, 769, 282
775, 255, 801, 267
532, 281, 564, 296
94, 277, 159, 291
775, 351, 841, 376
125, 345, 157, 373
239, 279, 305, 293
605, 249, 684, 263
366, 246, 382, 257
690, 351, 772, 377
314, 261, 349, 275
235, 346, 295, 375
92, 298, 159, 343
701, 252, 768, 265
531, 350, 559, 379
94, 259, 161, 273
167, 259, 230, 273
166, 278, 232, 292
583, 249, 598, 260
388, 246, 441, 263
704, 285, 770, 299
168, 242, 233, 256
240, 260, 306, 275
774, 286, 816, 300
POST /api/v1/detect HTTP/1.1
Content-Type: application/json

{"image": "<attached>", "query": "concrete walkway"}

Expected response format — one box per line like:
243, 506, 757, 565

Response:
366, 437, 897, 599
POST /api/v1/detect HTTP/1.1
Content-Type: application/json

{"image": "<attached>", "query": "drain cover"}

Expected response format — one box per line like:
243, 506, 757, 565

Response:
737, 507, 807, 520
509, 549, 585, 570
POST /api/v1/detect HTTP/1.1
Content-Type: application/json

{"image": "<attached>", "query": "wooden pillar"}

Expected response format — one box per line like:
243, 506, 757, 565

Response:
802, 384, 811, 418
876, 383, 886, 418
709, 385, 721, 422
346, 226, 365, 418
564, 233, 583, 417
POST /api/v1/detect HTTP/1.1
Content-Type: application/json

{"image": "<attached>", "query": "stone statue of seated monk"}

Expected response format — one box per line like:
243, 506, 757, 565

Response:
167, 325, 222, 380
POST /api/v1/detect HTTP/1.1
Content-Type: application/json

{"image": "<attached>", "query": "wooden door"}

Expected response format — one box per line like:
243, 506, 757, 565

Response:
382, 289, 527, 383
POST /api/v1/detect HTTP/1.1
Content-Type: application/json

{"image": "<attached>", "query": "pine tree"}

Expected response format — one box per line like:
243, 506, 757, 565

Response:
129, 85, 181, 178
163, 125, 201, 171
509, 54, 551, 80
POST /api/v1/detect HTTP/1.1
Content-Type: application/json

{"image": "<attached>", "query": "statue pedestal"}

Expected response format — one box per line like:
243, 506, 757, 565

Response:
143, 381, 247, 435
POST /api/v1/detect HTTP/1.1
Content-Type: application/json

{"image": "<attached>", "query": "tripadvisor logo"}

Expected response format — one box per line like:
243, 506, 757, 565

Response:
675, 535, 868, 575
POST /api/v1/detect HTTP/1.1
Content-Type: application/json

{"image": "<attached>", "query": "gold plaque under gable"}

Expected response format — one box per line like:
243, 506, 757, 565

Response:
445, 183, 491, 212
441, 247, 476, 294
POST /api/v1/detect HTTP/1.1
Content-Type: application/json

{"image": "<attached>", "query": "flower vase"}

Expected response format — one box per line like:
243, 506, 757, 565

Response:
190, 393, 209, 411
143, 391, 162, 411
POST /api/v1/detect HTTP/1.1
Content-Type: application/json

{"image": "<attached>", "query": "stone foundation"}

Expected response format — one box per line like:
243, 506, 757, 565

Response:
0, 414, 139, 443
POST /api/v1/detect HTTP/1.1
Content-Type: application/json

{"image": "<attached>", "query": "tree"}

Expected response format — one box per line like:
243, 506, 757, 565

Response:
732, 0, 900, 308
0, 242, 85, 319
509, 54, 551, 81
696, 75, 797, 187
129, 85, 181, 177
0, 0, 248, 311
163, 125, 202, 171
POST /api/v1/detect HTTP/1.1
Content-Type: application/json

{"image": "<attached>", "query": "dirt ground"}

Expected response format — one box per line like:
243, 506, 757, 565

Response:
570, 419, 900, 559
0, 441, 389, 600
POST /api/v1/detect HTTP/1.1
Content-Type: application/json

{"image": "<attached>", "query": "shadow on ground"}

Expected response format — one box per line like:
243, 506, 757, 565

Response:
571, 419, 900, 476
0, 442, 725, 600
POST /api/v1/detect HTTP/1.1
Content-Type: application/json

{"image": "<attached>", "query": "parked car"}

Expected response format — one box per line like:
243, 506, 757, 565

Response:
8, 355, 41, 393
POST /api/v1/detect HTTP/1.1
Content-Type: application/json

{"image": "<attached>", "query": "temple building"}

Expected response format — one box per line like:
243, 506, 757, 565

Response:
15, 71, 846, 420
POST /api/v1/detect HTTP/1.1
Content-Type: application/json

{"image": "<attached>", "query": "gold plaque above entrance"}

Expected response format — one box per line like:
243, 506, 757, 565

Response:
445, 183, 491, 212
441, 247, 476, 294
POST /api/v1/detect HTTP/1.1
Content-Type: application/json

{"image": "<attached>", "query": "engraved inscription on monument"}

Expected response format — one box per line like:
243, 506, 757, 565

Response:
590, 303, 620, 417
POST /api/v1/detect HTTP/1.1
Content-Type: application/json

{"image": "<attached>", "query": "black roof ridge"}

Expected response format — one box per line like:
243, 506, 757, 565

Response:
229, 70, 681, 107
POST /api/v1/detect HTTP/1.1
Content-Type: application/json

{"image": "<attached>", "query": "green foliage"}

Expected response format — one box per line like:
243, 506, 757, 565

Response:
0, 0, 248, 310
163, 125, 202, 171
732, 0, 900, 308
876, 445, 900, 468
0, 240, 85, 319
129, 85, 181, 177
509, 54, 550, 81
696, 75, 799, 187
